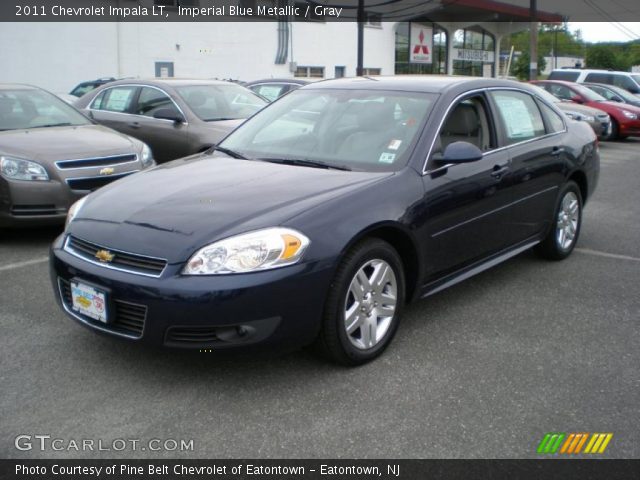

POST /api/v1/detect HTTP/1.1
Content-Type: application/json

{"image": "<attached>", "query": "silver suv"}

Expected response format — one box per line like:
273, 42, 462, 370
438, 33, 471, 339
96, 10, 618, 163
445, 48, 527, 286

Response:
548, 69, 640, 96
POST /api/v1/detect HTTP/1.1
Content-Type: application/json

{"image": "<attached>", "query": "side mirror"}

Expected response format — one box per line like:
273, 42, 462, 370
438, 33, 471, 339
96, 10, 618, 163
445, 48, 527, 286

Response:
153, 108, 185, 123
436, 141, 483, 164
572, 97, 584, 104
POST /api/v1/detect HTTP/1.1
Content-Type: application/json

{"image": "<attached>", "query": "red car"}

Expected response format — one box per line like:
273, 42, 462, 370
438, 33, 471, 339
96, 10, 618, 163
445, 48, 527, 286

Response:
532, 80, 640, 140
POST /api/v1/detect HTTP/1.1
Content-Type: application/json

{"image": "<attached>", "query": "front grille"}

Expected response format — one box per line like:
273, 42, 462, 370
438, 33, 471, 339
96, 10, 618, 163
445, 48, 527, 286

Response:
58, 278, 146, 337
66, 172, 136, 191
11, 204, 63, 216
65, 236, 167, 277
56, 154, 138, 170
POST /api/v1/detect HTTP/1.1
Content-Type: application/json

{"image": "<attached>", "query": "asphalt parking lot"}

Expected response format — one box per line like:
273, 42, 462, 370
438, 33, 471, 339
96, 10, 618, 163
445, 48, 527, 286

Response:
1, 139, 639, 460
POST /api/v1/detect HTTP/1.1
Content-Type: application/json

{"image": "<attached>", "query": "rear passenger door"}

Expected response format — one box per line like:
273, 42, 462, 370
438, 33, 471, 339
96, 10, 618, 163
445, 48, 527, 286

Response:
88, 85, 139, 133
488, 89, 567, 240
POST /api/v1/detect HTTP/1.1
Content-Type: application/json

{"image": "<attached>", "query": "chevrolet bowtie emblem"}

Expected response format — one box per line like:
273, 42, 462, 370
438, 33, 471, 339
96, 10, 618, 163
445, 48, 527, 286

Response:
99, 167, 115, 176
95, 249, 115, 263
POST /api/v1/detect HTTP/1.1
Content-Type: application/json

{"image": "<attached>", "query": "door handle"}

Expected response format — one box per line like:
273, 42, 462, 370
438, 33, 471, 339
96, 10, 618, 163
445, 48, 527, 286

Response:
491, 164, 509, 178
129, 122, 141, 129
550, 146, 565, 156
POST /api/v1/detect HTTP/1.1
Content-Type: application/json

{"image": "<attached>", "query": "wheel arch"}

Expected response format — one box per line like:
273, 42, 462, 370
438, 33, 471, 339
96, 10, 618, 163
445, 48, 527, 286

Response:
339, 222, 422, 303
568, 169, 589, 204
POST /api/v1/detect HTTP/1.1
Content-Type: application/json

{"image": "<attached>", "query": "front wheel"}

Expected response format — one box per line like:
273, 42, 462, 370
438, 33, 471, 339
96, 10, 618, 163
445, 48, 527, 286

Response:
535, 181, 582, 260
317, 239, 405, 366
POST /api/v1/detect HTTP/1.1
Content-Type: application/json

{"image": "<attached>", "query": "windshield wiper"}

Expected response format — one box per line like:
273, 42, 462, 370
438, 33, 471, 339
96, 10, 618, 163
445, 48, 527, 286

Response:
211, 146, 250, 159
258, 158, 351, 171
32, 122, 74, 128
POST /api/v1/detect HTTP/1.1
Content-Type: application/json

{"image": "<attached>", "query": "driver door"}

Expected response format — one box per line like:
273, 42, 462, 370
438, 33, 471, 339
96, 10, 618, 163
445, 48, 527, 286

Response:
419, 94, 516, 280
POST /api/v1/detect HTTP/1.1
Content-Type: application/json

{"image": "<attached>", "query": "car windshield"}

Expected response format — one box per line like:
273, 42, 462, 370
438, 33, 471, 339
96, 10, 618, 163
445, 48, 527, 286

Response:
175, 84, 267, 122
0, 89, 91, 131
530, 85, 561, 104
603, 85, 639, 103
572, 84, 606, 102
219, 89, 437, 172
632, 75, 640, 85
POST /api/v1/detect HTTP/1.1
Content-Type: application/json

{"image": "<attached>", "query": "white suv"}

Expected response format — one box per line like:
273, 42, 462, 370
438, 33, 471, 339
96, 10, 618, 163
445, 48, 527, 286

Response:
548, 69, 640, 96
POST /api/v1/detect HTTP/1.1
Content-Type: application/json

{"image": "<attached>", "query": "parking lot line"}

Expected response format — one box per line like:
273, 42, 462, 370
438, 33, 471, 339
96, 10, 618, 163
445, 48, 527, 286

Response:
575, 248, 640, 263
0, 257, 48, 272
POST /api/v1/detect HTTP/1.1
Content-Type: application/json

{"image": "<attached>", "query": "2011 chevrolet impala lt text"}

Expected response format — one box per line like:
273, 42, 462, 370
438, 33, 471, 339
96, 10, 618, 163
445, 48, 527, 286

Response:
50, 77, 599, 365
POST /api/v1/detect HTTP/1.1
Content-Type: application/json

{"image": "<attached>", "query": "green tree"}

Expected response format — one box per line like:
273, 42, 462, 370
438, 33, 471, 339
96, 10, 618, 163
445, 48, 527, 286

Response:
512, 51, 547, 80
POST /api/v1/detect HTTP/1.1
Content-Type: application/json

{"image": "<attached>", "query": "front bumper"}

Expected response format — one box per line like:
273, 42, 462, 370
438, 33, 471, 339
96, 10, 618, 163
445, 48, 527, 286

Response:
0, 177, 83, 227
50, 234, 334, 351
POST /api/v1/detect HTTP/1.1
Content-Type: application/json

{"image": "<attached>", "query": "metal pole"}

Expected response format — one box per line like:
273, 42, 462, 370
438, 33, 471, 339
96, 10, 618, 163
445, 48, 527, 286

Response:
529, 0, 538, 80
357, 0, 364, 76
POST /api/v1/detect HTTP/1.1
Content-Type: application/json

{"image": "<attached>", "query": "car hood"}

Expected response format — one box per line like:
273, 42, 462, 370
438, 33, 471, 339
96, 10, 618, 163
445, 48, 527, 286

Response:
587, 100, 640, 115
0, 124, 140, 163
557, 102, 607, 117
70, 154, 392, 263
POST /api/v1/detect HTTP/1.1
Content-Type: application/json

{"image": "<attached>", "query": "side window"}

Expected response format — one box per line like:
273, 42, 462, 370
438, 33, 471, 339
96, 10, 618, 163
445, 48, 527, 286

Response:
436, 96, 494, 155
613, 75, 635, 91
91, 90, 106, 110
135, 87, 177, 117
537, 101, 565, 133
490, 90, 546, 145
253, 84, 286, 102
93, 87, 137, 113
585, 73, 611, 84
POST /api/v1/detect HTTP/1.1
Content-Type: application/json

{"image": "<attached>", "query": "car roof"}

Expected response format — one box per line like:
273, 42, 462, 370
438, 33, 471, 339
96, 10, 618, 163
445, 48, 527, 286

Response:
0, 83, 40, 91
301, 75, 527, 94
102, 78, 237, 88
246, 78, 309, 86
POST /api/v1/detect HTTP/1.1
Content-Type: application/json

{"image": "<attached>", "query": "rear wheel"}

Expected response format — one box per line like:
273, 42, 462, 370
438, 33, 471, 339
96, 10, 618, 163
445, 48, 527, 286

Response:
317, 239, 405, 366
535, 181, 582, 260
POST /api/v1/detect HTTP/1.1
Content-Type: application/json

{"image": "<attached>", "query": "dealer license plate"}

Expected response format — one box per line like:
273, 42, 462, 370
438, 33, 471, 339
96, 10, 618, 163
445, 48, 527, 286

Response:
71, 281, 108, 323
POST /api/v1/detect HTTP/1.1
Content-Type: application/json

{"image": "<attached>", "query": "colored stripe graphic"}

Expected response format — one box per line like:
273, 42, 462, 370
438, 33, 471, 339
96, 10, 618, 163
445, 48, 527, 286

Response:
540, 433, 613, 454
585, 433, 613, 454
537, 433, 565, 454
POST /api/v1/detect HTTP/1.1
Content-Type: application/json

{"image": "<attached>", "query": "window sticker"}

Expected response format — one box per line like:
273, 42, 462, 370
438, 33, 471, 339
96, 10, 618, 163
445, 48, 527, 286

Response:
494, 96, 535, 139
379, 152, 396, 163
388, 139, 402, 150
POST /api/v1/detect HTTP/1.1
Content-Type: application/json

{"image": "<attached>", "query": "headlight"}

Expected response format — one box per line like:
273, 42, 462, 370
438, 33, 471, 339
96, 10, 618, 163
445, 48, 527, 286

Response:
65, 196, 88, 229
0, 156, 49, 181
622, 110, 638, 120
183, 227, 310, 275
140, 144, 154, 168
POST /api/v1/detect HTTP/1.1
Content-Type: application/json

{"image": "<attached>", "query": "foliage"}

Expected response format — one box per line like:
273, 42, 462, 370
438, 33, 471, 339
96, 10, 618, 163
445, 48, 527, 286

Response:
512, 51, 547, 80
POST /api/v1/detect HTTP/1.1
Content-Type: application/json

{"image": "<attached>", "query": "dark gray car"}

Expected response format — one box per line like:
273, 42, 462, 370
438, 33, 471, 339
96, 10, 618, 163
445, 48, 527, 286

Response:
75, 79, 268, 162
0, 84, 155, 227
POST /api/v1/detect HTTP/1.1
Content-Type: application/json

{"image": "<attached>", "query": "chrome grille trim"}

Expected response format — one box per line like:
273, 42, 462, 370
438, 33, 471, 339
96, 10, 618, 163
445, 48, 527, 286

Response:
63, 235, 168, 278
56, 153, 139, 170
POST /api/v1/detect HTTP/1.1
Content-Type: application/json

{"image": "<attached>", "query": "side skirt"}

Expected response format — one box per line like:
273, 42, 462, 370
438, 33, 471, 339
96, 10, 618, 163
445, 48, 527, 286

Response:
419, 238, 540, 299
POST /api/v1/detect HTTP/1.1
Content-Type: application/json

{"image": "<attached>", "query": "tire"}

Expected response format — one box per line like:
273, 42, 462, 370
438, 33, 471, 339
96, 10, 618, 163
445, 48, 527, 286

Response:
535, 181, 583, 260
604, 119, 619, 141
317, 238, 405, 366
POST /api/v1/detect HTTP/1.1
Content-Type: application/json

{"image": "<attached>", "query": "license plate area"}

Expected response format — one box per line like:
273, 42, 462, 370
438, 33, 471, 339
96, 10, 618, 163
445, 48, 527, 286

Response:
71, 280, 109, 324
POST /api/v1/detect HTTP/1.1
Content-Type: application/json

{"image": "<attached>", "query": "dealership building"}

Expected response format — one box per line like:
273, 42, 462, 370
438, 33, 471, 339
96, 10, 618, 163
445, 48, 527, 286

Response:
1, 0, 562, 93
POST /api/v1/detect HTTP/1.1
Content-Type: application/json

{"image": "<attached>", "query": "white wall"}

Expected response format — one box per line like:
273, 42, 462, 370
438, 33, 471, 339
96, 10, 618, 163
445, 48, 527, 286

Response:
0, 23, 119, 93
0, 22, 396, 94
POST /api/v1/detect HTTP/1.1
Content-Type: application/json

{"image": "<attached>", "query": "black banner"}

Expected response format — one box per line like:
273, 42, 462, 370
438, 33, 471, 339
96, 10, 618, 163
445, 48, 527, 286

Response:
2, 460, 640, 480
3, 0, 640, 23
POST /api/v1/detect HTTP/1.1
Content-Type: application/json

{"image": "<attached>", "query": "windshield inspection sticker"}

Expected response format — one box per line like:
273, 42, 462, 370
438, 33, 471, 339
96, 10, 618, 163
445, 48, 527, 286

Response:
379, 152, 396, 164
388, 139, 402, 150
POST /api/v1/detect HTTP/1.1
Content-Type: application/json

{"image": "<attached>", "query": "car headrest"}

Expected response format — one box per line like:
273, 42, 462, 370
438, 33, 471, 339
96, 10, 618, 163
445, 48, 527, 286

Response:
443, 103, 479, 136
0, 97, 15, 115
187, 91, 207, 107
356, 101, 396, 131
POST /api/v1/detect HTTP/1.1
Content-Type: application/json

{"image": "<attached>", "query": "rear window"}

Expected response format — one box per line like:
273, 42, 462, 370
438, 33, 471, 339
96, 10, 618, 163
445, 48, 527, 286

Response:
548, 70, 580, 82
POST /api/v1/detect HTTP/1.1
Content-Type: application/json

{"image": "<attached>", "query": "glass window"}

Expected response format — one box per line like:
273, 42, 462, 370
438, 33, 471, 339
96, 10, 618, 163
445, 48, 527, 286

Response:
219, 89, 437, 172
0, 89, 90, 131
363, 68, 382, 76
135, 87, 178, 117
70, 83, 99, 98
585, 73, 611, 84
395, 22, 447, 75
548, 70, 580, 81
613, 75, 636, 91
93, 86, 137, 113
251, 84, 287, 102
537, 101, 565, 133
490, 91, 546, 145
175, 84, 266, 121
435, 96, 494, 155
294, 66, 325, 78
452, 26, 495, 77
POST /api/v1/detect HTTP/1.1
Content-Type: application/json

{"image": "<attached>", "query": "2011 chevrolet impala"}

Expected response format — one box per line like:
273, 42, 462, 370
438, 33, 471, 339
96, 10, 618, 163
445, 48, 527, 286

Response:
50, 76, 599, 365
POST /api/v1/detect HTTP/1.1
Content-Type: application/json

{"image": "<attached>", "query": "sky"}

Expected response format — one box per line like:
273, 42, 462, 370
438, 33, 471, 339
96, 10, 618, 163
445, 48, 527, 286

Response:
569, 22, 640, 43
